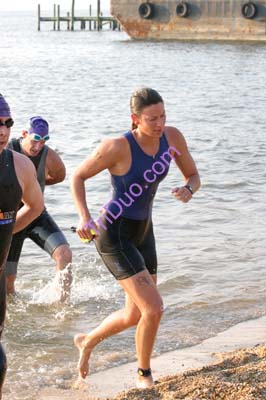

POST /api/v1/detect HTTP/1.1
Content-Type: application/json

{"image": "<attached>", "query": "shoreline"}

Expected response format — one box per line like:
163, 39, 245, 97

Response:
37, 315, 266, 400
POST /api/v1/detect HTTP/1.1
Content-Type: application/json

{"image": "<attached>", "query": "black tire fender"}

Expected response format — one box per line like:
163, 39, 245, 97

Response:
241, 2, 257, 19
176, 2, 189, 18
138, 3, 155, 20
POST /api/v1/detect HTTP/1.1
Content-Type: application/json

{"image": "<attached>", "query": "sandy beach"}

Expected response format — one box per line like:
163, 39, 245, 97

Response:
110, 345, 266, 400
36, 316, 266, 400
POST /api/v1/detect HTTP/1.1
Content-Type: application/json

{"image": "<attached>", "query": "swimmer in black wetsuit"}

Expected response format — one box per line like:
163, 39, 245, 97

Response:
70, 88, 201, 388
6, 116, 72, 302
0, 94, 43, 398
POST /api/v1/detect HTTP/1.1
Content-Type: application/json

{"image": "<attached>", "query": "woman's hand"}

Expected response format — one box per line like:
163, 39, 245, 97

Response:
76, 217, 99, 243
171, 186, 192, 203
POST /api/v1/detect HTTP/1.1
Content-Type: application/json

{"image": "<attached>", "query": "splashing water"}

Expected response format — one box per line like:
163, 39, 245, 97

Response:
31, 263, 73, 304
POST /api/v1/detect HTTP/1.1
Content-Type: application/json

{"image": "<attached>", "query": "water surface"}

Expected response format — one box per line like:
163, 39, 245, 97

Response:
1, 10, 266, 399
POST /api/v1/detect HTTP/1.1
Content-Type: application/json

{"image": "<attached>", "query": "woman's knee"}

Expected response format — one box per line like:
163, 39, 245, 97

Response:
53, 244, 72, 265
142, 301, 164, 323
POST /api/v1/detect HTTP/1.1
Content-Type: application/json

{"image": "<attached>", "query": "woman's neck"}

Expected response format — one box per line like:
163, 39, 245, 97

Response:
133, 128, 160, 145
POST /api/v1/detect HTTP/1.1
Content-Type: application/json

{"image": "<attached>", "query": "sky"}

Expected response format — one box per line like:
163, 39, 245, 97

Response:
0, 0, 110, 11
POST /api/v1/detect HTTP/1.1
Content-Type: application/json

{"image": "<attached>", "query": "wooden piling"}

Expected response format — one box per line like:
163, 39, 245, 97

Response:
89, 5, 92, 30
67, 12, 70, 30
71, 0, 75, 31
53, 4, 56, 31
38, 4, 41, 31
57, 5, 60, 30
97, 0, 101, 31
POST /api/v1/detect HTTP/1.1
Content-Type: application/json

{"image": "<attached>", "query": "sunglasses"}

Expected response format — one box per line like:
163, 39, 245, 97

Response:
32, 133, 50, 142
0, 118, 14, 128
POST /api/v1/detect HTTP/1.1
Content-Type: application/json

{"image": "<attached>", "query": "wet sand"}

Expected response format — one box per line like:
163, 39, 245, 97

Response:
38, 316, 266, 400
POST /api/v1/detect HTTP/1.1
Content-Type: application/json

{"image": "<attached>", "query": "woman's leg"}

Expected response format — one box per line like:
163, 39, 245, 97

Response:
119, 271, 163, 388
74, 289, 141, 378
74, 270, 162, 385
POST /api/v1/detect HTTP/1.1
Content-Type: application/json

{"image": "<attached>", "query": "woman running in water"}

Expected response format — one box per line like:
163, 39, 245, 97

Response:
70, 87, 200, 388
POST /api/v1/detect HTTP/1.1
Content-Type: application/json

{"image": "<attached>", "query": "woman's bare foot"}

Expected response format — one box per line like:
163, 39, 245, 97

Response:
136, 374, 154, 389
74, 333, 93, 379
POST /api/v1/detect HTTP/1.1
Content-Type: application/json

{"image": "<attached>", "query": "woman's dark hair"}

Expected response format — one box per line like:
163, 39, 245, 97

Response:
130, 87, 164, 130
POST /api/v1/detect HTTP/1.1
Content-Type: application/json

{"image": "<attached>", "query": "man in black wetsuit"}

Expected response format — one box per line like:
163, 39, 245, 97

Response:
0, 94, 44, 398
6, 115, 72, 302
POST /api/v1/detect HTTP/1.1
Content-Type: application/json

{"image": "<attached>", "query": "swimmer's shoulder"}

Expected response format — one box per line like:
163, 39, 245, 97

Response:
96, 133, 130, 159
165, 126, 187, 149
11, 150, 38, 191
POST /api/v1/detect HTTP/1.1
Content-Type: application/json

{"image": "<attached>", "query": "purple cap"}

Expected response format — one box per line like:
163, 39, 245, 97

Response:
28, 116, 49, 137
0, 94, 11, 117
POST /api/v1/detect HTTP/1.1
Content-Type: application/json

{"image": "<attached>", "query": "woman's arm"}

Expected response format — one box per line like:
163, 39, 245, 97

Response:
165, 127, 201, 203
70, 137, 124, 241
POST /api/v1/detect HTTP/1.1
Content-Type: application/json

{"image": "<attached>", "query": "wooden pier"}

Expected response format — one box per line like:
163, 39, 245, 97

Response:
37, 0, 119, 31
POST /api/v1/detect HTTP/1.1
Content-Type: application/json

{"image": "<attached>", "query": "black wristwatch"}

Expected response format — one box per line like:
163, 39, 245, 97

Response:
184, 184, 193, 195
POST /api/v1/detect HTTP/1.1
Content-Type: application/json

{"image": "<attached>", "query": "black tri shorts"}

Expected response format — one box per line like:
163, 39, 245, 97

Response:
5, 210, 68, 276
95, 216, 157, 280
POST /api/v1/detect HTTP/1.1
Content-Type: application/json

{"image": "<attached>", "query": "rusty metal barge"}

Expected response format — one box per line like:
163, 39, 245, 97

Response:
110, 1, 266, 41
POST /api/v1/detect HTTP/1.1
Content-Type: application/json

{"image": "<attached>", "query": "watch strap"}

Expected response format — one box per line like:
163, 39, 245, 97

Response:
184, 185, 193, 195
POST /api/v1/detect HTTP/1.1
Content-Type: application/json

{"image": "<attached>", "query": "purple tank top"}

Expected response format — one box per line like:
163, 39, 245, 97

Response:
106, 131, 172, 220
